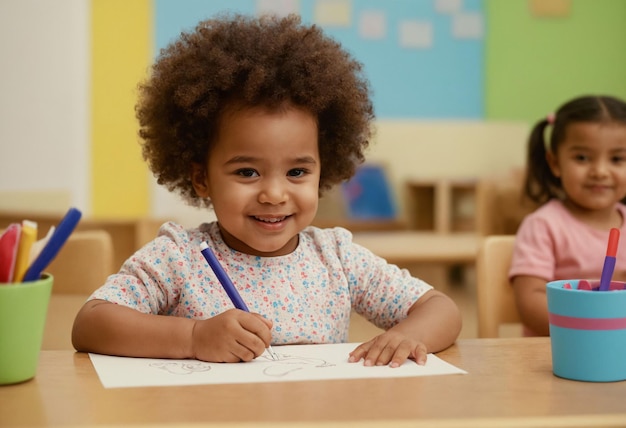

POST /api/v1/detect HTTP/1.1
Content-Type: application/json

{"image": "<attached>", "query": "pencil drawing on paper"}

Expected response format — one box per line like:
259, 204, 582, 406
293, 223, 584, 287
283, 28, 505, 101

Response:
146, 351, 334, 378
149, 361, 212, 375
89, 344, 467, 388
258, 351, 335, 377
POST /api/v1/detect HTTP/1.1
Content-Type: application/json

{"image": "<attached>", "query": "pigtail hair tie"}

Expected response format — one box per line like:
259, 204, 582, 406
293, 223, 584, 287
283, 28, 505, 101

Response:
547, 113, 555, 124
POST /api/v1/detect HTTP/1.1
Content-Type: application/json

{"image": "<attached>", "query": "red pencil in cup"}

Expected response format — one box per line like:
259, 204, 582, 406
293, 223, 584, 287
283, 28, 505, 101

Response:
598, 228, 620, 292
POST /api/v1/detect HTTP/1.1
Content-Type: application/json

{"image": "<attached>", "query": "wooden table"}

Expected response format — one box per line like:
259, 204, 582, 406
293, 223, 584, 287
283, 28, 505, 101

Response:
42, 294, 88, 350
2, 338, 625, 427
352, 231, 479, 288
352, 231, 478, 265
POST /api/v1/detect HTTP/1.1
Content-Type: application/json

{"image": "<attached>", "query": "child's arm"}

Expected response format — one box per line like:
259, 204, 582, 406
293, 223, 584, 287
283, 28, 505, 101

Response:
72, 299, 273, 362
511, 275, 550, 336
348, 289, 462, 368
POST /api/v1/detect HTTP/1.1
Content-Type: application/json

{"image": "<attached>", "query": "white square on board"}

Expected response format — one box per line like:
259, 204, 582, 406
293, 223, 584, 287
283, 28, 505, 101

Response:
257, 0, 300, 17
452, 12, 483, 39
435, 0, 463, 14
359, 10, 386, 40
399, 20, 433, 49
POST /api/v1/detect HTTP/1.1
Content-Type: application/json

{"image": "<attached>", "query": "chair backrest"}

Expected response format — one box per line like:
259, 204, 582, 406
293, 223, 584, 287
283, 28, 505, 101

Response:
475, 174, 539, 236
47, 229, 114, 294
476, 235, 520, 338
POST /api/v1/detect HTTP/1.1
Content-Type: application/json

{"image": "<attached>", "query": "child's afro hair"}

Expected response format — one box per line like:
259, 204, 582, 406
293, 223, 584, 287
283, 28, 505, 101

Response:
136, 13, 375, 207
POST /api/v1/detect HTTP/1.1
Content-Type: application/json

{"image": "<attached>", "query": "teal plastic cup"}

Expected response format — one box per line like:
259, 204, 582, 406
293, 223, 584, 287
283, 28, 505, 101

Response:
547, 279, 626, 382
0, 273, 53, 385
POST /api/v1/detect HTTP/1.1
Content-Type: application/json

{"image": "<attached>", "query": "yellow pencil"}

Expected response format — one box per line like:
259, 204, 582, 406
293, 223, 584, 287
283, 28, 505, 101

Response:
13, 220, 37, 282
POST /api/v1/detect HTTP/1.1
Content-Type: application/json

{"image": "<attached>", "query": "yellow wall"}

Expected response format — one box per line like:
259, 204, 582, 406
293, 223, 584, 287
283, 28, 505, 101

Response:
91, 0, 152, 218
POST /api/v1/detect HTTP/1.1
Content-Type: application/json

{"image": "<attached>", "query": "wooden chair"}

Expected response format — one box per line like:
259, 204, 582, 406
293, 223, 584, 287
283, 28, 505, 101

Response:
476, 235, 521, 338
43, 230, 115, 349
475, 173, 539, 236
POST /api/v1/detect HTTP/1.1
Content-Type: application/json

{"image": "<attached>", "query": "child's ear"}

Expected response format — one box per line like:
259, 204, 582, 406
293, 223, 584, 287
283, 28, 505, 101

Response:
191, 163, 210, 198
546, 150, 561, 178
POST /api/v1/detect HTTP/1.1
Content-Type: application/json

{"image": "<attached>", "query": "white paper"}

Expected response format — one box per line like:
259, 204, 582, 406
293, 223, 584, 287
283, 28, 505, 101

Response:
89, 343, 467, 388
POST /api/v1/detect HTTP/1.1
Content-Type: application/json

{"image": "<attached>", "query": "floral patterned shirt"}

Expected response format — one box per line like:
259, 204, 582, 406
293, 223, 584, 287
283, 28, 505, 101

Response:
89, 222, 433, 344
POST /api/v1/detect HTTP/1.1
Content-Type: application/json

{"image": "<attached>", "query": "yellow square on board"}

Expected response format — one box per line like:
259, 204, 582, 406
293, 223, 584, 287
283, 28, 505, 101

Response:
314, 0, 351, 27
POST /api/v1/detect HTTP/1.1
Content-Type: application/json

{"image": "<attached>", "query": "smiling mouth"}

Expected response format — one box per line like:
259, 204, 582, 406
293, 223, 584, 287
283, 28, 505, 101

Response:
253, 215, 291, 223
586, 185, 612, 191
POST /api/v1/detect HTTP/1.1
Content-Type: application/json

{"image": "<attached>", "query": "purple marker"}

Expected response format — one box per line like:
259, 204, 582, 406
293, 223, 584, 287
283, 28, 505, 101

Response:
599, 228, 620, 292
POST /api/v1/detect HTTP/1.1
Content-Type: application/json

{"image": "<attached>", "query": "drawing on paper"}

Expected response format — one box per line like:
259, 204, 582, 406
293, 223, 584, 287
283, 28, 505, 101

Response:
146, 351, 334, 378
149, 361, 212, 375
89, 343, 468, 388
258, 351, 335, 377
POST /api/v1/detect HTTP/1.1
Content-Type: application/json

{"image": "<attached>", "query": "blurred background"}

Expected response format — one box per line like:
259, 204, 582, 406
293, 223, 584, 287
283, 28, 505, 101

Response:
1, 0, 625, 225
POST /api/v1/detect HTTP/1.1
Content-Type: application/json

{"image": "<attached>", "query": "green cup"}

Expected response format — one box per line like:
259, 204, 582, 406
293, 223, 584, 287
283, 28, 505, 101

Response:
0, 273, 53, 385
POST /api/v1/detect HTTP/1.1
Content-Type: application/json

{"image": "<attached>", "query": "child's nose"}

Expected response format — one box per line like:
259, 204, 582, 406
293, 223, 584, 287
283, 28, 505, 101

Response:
258, 179, 288, 204
590, 160, 610, 177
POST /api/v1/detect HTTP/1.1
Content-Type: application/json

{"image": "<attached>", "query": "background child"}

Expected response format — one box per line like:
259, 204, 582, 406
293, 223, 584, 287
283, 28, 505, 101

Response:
510, 95, 626, 336
72, 14, 461, 367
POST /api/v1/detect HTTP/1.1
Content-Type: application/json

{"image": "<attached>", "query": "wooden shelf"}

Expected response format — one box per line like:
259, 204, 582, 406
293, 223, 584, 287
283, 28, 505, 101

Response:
406, 178, 478, 234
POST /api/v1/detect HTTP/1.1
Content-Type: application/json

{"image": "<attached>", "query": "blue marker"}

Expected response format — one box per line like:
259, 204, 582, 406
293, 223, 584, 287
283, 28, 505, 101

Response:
199, 241, 277, 360
23, 207, 82, 282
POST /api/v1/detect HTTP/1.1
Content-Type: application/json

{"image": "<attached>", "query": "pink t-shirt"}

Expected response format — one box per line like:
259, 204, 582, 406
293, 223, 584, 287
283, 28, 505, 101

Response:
509, 199, 626, 282
509, 199, 626, 336
89, 221, 433, 345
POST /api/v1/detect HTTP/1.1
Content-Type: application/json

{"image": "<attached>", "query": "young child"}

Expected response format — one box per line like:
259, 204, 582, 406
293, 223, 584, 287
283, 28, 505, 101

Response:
72, 14, 461, 367
510, 95, 626, 336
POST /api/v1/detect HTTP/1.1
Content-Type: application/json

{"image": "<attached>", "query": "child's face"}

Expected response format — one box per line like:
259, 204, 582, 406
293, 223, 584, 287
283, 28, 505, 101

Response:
547, 122, 626, 213
193, 105, 320, 256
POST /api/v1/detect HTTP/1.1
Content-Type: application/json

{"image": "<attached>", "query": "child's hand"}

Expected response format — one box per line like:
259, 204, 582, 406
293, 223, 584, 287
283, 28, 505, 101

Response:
190, 309, 273, 363
348, 330, 427, 368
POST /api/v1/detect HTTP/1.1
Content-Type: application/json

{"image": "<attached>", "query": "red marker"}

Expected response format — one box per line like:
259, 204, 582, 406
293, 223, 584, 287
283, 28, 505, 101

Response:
599, 228, 620, 291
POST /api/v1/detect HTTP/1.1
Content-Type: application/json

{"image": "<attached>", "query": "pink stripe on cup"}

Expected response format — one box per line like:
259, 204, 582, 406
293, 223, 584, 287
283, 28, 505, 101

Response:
549, 313, 626, 330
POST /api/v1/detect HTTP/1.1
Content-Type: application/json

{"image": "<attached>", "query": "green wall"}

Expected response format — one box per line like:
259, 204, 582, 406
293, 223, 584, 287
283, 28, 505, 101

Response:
485, 0, 626, 123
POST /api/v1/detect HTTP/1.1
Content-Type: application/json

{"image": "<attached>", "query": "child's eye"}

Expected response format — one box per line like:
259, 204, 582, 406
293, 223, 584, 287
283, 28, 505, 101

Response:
573, 154, 589, 162
612, 156, 626, 164
235, 168, 259, 178
287, 168, 307, 178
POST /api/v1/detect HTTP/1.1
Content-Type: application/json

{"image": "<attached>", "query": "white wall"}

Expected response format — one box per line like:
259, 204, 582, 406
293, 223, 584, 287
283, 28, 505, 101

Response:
152, 182, 217, 228
0, 0, 90, 214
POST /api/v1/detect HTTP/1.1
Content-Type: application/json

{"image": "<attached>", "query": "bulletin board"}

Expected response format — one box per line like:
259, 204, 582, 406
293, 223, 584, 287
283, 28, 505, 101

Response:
154, 0, 485, 119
